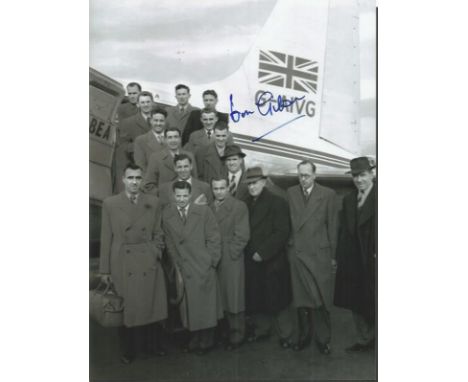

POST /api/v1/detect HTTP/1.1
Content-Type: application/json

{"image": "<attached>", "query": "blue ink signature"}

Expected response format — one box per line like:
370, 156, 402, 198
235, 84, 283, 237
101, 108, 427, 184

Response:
229, 91, 307, 142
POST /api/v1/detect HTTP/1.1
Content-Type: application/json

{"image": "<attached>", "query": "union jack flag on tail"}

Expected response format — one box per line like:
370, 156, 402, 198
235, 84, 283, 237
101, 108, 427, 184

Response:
258, 50, 318, 94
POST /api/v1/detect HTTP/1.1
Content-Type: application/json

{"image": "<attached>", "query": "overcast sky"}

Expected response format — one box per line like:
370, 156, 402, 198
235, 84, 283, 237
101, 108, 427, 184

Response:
90, 0, 277, 85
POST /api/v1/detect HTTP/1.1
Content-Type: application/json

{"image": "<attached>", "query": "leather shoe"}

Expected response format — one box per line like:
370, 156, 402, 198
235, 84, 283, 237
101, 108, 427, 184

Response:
345, 343, 367, 353
225, 341, 243, 351
247, 332, 270, 343
196, 346, 214, 356
317, 342, 331, 355
279, 338, 292, 349
292, 336, 311, 351
120, 355, 134, 364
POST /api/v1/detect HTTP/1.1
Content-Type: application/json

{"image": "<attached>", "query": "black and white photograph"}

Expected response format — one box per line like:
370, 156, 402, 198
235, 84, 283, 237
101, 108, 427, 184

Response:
89, 0, 377, 380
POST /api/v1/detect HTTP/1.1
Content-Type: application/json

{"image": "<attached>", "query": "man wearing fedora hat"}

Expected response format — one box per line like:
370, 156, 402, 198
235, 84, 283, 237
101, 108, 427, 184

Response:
221, 144, 249, 201
243, 167, 293, 348
334, 156, 376, 352
287, 159, 338, 355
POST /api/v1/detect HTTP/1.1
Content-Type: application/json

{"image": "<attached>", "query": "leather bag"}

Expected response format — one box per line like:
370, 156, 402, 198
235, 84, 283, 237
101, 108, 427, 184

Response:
89, 281, 124, 327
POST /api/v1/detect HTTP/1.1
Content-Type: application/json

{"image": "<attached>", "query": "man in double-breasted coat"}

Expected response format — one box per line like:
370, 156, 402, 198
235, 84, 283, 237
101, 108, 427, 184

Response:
243, 167, 293, 348
209, 178, 250, 349
287, 160, 338, 354
334, 157, 376, 353
133, 107, 167, 172
99, 163, 168, 364
162, 180, 223, 355
142, 127, 197, 194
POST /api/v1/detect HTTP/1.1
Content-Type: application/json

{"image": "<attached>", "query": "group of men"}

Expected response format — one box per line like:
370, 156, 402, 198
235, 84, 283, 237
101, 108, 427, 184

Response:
98, 82, 377, 365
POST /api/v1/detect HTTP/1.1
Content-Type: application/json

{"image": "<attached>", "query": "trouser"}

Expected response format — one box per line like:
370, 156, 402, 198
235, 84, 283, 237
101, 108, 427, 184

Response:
119, 322, 165, 357
293, 306, 331, 346
226, 311, 246, 344
188, 327, 216, 350
352, 311, 375, 345
247, 306, 294, 340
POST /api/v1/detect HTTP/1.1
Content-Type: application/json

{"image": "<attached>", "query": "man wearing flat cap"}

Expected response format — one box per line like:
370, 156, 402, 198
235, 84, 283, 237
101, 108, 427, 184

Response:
221, 145, 249, 201
334, 156, 376, 352
243, 167, 293, 348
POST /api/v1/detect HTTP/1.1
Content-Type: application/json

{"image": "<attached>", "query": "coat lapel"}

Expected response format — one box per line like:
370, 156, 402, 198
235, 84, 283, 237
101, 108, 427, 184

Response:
358, 184, 376, 226
215, 196, 234, 223
248, 189, 270, 230
136, 112, 149, 132
298, 184, 324, 229
147, 132, 164, 150
184, 204, 203, 237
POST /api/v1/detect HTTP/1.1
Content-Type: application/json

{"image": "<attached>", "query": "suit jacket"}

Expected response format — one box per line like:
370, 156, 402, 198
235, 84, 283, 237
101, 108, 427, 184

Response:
165, 104, 198, 136
244, 187, 291, 314
162, 203, 223, 330
158, 178, 213, 208
184, 128, 234, 154
334, 183, 376, 320
195, 143, 228, 183
210, 196, 249, 314
182, 110, 229, 146
134, 131, 166, 172
228, 170, 249, 202
117, 101, 138, 122
142, 148, 198, 194
99, 192, 167, 327
287, 183, 339, 308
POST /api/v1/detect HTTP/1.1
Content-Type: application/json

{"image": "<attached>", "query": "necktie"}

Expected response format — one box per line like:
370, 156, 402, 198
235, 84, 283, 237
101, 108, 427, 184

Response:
207, 130, 212, 140
130, 194, 137, 204
303, 187, 309, 200
180, 207, 187, 224
180, 106, 185, 114
229, 174, 237, 194
357, 190, 365, 208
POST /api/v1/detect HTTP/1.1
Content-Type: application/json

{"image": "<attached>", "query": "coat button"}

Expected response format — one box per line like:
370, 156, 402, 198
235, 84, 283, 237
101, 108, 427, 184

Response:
128, 272, 132, 276
143, 272, 146, 276
142, 227, 146, 231
179, 240, 184, 244
126, 250, 130, 254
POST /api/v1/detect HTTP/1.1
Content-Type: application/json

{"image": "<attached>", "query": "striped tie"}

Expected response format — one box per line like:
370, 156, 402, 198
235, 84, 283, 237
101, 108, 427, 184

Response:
357, 190, 365, 208
229, 174, 236, 195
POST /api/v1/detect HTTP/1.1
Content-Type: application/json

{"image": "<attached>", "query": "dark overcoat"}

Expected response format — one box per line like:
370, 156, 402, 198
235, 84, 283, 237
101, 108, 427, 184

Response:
210, 196, 250, 314
334, 184, 376, 321
162, 203, 223, 331
244, 188, 291, 314
117, 102, 138, 122
287, 184, 338, 309
195, 143, 228, 184
165, 104, 198, 137
99, 192, 167, 327
133, 131, 165, 172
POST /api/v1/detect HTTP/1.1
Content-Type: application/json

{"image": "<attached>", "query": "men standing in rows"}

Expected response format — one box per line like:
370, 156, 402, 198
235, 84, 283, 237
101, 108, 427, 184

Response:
182, 90, 229, 146
117, 82, 141, 122
195, 122, 230, 183
134, 107, 167, 172
334, 157, 376, 353
162, 181, 223, 355
221, 145, 249, 201
142, 127, 197, 194
209, 178, 250, 350
243, 167, 293, 348
165, 84, 198, 137
114, 91, 154, 193
287, 160, 338, 355
158, 154, 212, 208
99, 163, 168, 364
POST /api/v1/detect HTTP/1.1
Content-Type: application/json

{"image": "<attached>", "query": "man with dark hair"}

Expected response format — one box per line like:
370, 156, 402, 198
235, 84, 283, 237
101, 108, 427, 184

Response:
243, 167, 293, 349
182, 89, 229, 146
334, 157, 376, 353
99, 163, 167, 364
194, 122, 230, 183
114, 91, 154, 193
117, 82, 142, 122
209, 177, 250, 350
287, 159, 338, 354
134, 107, 167, 172
165, 84, 198, 137
158, 154, 212, 207
142, 127, 197, 194
162, 180, 222, 355
184, 111, 233, 153
221, 145, 249, 201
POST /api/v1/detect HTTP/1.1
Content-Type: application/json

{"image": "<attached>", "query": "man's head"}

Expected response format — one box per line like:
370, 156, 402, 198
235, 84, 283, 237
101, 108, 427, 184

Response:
200, 108, 218, 131
211, 178, 229, 202
126, 82, 141, 105
173, 180, 191, 208
222, 145, 246, 173
164, 127, 181, 150
244, 167, 267, 198
202, 90, 218, 110
150, 107, 167, 133
137, 91, 154, 114
213, 122, 229, 149
297, 160, 317, 190
348, 157, 375, 192
174, 154, 193, 181
122, 163, 143, 195
175, 84, 190, 107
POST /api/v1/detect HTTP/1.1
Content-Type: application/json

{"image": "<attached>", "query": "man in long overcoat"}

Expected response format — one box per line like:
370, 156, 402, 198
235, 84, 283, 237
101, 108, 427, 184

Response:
162, 180, 223, 355
287, 160, 338, 354
99, 163, 167, 364
210, 178, 250, 349
334, 157, 376, 352
243, 167, 293, 347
